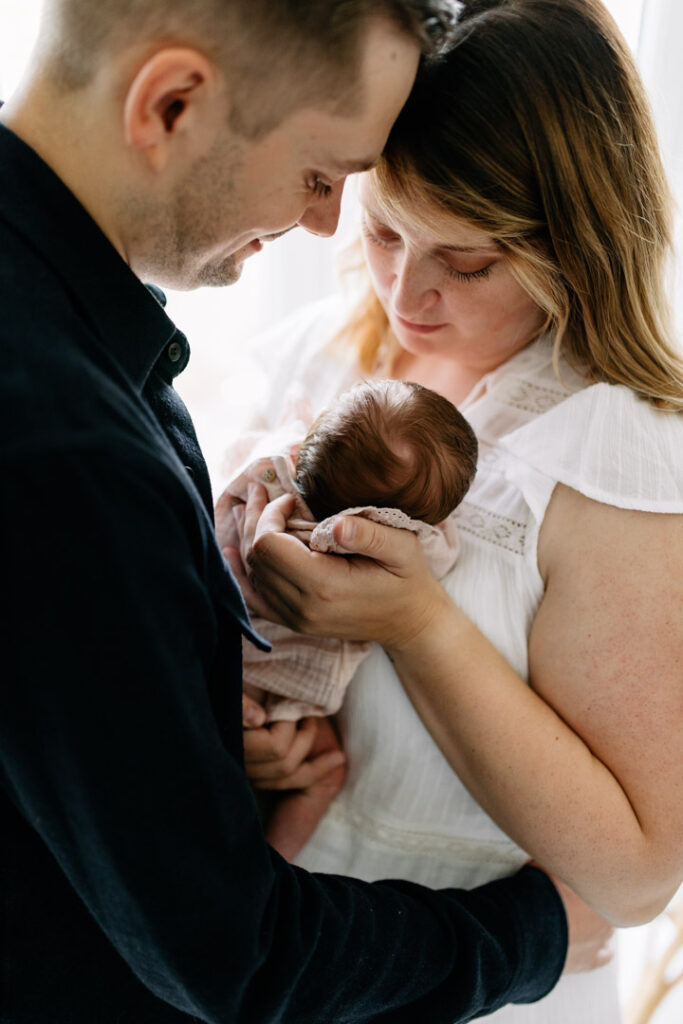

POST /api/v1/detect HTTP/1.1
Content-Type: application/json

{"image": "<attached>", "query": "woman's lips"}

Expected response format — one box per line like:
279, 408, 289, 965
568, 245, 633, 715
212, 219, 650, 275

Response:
394, 314, 447, 335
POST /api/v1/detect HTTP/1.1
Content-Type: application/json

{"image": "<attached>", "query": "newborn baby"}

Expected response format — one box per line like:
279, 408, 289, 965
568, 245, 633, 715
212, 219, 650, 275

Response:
224, 378, 478, 721
296, 377, 476, 527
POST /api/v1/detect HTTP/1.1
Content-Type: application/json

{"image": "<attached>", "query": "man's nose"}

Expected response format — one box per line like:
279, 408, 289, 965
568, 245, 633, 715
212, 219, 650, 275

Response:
298, 180, 345, 237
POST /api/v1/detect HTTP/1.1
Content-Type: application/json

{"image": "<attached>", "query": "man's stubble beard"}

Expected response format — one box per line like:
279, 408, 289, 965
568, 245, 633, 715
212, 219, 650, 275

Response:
123, 132, 247, 290
171, 132, 247, 288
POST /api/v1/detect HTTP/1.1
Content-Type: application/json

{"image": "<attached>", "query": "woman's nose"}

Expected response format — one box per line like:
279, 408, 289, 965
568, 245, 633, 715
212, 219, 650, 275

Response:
391, 253, 440, 318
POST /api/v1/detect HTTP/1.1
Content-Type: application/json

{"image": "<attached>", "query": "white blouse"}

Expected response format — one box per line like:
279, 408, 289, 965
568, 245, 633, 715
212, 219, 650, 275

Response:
238, 295, 683, 1023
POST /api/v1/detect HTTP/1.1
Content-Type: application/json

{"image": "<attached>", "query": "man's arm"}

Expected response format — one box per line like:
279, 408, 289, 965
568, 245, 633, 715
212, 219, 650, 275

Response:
2, 447, 568, 1023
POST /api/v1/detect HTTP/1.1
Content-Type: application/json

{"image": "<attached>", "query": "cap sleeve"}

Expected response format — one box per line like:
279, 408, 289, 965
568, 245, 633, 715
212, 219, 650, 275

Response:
500, 382, 683, 514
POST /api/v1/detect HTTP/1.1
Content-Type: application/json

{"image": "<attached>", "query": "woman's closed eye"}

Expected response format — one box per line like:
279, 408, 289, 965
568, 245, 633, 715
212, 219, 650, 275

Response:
361, 221, 399, 248
444, 262, 493, 283
362, 219, 494, 282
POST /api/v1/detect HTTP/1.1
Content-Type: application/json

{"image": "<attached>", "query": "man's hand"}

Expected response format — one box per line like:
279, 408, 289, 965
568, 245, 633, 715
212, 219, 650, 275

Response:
242, 694, 345, 791
242, 695, 346, 861
544, 871, 615, 974
262, 715, 347, 862
226, 483, 449, 650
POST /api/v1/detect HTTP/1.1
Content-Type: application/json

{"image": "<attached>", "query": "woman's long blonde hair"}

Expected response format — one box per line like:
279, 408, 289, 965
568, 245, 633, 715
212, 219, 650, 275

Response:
341, 0, 683, 410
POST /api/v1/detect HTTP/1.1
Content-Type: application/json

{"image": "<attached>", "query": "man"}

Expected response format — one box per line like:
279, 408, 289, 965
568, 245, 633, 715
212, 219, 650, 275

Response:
0, 2, 608, 1021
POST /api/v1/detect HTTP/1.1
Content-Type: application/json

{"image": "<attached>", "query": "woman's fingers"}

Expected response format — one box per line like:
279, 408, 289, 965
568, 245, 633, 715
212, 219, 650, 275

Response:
235, 487, 443, 647
330, 515, 421, 574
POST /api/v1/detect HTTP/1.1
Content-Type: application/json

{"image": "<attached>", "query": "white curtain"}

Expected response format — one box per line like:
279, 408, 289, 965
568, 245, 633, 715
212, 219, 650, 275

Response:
637, 0, 683, 339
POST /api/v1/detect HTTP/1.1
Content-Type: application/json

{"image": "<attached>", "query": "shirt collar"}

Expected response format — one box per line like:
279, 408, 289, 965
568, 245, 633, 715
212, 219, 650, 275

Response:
0, 119, 180, 392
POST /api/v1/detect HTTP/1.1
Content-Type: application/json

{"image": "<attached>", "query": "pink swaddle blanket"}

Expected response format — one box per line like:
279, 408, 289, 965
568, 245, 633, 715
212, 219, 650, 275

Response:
224, 431, 460, 721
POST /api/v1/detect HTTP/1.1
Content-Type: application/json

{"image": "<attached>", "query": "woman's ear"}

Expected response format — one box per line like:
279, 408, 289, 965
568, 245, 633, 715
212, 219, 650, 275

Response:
123, 47, 224, 173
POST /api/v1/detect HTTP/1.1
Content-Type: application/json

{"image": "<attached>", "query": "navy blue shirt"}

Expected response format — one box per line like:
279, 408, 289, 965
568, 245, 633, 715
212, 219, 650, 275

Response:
0, 120, 567, 1023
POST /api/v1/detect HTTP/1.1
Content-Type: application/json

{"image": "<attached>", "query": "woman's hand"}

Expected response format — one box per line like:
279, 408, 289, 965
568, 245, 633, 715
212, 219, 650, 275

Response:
386, 487, 683, 926
226, 483, 450, 649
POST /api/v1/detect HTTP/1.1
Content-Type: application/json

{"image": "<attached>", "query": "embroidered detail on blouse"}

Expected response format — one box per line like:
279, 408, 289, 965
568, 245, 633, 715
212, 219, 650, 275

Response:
323, 800, 523, 868
454, 500, 528, 555
476, 442, 503, 470
496, 376, 573, 415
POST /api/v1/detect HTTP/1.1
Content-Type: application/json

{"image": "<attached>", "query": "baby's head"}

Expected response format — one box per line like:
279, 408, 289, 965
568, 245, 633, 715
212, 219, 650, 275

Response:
295, 379, 477, 525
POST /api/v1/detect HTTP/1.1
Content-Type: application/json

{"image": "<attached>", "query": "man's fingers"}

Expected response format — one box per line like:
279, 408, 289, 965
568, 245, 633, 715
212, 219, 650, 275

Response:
244, 717, 319, 775
595, 944, 615, 967
242, 693, 266, 729
240, 482, 269, 560
223, 547, 276, 619
248, 488, 296, 546
252, 748, 346, 791
244, 719, 298, 764
545, 872, 616, 975
214, 486, 239, 550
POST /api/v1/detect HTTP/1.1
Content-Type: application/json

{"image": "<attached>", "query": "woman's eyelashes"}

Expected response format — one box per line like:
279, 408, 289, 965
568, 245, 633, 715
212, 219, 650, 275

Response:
445, 263, 493, 283
362, 221, 493, 283
361, 223, 398, 249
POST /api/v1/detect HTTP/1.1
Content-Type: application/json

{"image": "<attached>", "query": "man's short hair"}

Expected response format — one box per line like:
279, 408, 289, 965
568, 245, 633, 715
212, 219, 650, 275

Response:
42, 0, 461, 135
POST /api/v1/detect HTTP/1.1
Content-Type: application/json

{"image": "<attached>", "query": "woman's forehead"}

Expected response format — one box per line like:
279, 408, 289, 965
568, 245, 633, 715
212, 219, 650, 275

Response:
358, 174, 498, 251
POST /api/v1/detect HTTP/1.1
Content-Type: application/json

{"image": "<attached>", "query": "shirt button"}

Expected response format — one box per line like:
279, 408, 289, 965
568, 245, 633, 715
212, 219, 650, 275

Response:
167, 340, 183, 363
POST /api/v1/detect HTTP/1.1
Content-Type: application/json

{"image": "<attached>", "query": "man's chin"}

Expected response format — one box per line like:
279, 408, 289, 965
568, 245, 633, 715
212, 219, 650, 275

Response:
195, 255, 244, 288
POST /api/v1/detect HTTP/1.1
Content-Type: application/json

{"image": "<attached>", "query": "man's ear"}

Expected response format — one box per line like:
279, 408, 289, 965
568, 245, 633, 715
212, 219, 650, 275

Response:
123, 48, 224, 172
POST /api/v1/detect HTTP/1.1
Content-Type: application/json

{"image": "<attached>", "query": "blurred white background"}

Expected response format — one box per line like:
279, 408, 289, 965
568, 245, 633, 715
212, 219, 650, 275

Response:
1, 3, 681, 1021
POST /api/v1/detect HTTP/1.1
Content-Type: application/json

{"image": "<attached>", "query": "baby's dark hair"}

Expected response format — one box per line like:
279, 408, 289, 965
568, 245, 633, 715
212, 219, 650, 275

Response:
295, 379, 477, 525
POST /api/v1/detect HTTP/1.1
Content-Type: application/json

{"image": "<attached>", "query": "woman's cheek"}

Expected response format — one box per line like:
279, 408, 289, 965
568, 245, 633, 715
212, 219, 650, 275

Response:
362, 240, 391, 292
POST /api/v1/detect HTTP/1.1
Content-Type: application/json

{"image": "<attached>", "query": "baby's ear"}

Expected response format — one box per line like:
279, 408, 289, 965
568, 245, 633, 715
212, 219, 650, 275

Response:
289, 442, 302, 462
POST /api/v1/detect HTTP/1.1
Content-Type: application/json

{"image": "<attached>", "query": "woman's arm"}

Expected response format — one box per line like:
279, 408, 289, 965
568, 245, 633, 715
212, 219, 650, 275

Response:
386, 484, 683, 926
241, 484, 683, 926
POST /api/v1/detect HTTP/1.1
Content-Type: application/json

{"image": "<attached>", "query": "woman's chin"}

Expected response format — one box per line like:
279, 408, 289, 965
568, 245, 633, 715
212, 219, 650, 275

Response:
394, 326, 452, 358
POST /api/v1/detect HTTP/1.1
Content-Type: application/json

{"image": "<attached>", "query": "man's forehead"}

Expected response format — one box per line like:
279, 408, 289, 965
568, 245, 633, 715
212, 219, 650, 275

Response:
327, 156, 379, 175
331, 154, 378, 173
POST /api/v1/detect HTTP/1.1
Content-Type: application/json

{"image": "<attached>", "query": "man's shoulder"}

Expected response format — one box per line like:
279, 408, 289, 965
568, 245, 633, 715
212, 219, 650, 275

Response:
0, 224, 139, 460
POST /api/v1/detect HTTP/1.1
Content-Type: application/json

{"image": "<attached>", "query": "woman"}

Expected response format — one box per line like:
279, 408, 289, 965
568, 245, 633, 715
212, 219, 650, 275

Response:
226, 1, 683, 1019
